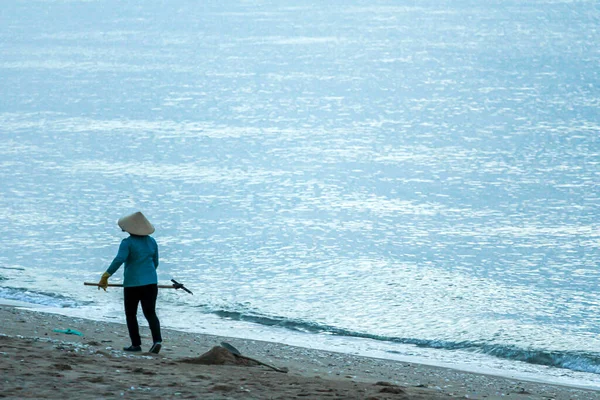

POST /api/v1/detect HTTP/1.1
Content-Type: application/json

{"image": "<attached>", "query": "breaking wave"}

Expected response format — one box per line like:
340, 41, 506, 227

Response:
209, 307, 600, 375
0, 286, 90, 308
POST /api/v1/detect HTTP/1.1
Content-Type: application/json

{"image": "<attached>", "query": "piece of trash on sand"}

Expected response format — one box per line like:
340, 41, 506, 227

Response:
53, 328, 83, 336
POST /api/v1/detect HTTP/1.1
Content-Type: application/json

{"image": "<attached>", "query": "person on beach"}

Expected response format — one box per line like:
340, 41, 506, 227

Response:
98, 211, 162, 354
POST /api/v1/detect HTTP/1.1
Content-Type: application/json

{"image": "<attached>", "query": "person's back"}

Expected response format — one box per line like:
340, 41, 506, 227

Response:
117, 235, 159, 287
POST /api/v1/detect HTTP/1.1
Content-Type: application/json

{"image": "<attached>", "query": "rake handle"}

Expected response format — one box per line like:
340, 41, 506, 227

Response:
84, 282, 177, 289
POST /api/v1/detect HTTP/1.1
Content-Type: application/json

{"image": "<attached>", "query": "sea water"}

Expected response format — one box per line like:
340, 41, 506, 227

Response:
1, 0, 599, 390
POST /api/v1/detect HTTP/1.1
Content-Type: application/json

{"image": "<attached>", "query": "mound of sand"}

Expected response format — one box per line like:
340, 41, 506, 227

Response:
180, 345, 259, 367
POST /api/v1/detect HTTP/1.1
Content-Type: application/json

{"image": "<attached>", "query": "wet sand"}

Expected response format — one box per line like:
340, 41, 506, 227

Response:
1, 305, 597, 399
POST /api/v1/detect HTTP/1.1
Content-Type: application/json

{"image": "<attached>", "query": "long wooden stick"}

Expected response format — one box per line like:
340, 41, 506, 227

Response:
85, 279, 193, 294
84, 282, 178, 289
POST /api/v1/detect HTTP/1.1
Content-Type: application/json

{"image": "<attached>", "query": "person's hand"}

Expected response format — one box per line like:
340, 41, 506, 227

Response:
98, 272, 110, 291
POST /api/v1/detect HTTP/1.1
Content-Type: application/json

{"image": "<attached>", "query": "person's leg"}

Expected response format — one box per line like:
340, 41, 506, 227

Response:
139, 284, 162, 344
124, 286, 142, 348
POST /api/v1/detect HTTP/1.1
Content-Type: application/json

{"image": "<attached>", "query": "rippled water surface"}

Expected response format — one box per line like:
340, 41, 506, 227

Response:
1, 0, 599, 388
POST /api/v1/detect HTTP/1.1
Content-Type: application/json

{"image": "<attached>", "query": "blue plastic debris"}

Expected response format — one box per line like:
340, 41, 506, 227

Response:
53, 328, 83, 336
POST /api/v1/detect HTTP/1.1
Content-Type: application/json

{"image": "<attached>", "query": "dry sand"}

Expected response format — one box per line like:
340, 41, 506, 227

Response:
1, 305, 598, 399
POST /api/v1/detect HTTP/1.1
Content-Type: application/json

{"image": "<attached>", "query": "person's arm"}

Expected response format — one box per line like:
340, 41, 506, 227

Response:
153, 240, 159, 269
106, 239, 130, 275
99, 239, 129, 290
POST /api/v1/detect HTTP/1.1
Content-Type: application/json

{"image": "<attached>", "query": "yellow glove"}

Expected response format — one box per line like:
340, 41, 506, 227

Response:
98, 272, 111, 291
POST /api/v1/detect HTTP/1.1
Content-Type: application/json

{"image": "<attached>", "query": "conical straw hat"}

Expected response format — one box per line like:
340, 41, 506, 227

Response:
117, 212, 155, 236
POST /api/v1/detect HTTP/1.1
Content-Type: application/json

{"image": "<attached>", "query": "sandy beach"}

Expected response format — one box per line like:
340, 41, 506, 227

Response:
0, 305, 598, 399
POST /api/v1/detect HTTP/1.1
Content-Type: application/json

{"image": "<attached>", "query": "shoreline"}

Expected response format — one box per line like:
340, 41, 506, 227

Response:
1, 304, 599, 399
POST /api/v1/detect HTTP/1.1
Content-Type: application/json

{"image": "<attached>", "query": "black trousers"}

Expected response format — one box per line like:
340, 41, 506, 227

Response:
124, 284, 162, 346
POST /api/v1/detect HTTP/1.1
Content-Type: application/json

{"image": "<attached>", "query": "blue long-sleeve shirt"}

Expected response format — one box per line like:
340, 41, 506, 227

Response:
106, 235, 159, 287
